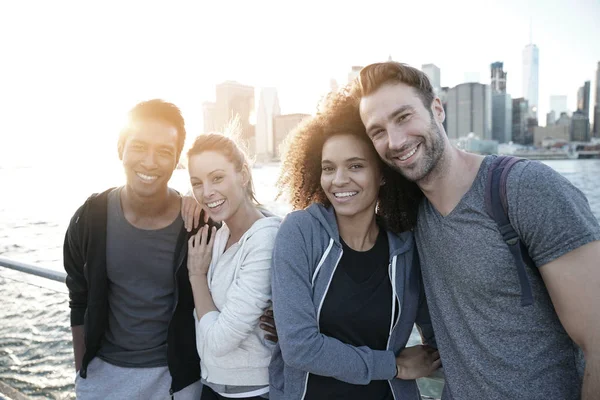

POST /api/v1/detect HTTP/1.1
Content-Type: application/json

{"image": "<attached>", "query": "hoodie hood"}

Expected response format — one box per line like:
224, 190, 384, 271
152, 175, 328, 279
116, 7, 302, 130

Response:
305, 203, 413, 257
306, 203, 341, 245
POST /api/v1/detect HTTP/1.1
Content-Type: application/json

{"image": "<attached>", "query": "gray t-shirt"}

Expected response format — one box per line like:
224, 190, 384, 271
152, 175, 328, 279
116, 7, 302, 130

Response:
416, 156, 600, 399
97, 187, 183, 367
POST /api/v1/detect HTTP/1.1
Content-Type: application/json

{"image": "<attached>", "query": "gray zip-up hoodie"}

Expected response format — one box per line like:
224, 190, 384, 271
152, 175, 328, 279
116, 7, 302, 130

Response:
269, 204, 436, 400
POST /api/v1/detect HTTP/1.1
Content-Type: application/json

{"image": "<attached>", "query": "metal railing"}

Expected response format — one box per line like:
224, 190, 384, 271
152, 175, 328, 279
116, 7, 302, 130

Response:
0, 257, 66, 282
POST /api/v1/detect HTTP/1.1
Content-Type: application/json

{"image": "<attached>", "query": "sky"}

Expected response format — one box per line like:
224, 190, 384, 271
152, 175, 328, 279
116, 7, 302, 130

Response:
0, 0, 599, 167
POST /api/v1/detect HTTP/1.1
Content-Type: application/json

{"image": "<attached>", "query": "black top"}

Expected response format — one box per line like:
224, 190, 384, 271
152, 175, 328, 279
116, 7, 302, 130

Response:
305, 229, 395, 400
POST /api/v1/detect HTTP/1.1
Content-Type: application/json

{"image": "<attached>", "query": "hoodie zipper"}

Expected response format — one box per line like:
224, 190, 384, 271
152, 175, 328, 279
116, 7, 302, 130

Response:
300, 245, 344, 400
387, 255, 399, 400
166, 231, 188, 393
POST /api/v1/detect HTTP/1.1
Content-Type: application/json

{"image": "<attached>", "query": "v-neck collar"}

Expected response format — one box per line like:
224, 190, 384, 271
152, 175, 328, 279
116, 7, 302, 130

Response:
425, 156, 491, 220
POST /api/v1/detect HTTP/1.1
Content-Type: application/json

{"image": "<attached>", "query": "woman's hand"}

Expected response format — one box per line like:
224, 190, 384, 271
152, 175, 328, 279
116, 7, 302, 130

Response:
181, 194, 205, 232
188, 225, 217, 277
395, 345, 441, 380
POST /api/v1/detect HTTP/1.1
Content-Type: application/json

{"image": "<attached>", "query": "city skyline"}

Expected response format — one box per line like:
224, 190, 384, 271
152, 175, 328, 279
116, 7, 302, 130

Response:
0, 0, 598, 166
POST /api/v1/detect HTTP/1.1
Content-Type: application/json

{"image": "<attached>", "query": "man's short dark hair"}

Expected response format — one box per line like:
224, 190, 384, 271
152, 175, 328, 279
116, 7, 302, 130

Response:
118, 99, 186, 162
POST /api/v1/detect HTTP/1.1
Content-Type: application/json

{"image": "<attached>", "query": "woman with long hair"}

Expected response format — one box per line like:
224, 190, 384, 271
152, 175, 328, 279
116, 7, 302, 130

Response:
269, 89, 439, 400
186, 131, 280, 400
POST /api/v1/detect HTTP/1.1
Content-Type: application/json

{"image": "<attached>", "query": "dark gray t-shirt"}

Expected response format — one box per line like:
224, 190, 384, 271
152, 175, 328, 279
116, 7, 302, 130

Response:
416, 156, 600, 400
97, 187, 182, 367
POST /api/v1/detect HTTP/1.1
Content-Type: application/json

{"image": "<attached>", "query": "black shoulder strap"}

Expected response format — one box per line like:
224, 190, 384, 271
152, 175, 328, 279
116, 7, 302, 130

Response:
485, 156, 535, 307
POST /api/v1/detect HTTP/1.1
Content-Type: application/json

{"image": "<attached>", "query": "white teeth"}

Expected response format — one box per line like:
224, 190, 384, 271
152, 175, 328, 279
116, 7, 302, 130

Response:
136, 172, 158, 181
399, 144, 419, 161
333, 192, 358, 198
207, 199, 225, 208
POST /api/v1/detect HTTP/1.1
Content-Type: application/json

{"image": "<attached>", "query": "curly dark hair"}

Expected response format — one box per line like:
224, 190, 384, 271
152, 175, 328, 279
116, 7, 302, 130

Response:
277, 87, 423, 232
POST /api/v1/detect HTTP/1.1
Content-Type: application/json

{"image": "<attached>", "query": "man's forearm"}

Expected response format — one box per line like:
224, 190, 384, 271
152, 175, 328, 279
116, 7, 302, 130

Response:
71, 325, 86, 372
582, 351, 600, 400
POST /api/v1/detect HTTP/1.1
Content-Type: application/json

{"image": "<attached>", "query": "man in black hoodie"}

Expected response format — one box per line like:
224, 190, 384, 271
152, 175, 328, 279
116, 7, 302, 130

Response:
65, 99, 209, 399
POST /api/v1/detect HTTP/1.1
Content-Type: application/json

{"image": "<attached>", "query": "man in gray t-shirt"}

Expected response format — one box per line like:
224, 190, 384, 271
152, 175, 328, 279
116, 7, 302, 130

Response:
356, 61, 600, 399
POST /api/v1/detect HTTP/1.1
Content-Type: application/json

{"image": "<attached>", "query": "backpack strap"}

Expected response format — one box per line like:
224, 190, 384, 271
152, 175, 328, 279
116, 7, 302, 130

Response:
485, 156, 535, 307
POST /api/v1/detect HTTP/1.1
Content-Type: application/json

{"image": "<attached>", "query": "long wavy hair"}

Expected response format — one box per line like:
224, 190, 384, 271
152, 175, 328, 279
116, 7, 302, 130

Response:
277, 87, 423, 232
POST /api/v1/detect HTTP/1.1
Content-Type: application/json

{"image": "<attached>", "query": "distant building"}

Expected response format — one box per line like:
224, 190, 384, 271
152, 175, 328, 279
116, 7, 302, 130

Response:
348, 66, 363, 84
255, 88, 281, 162
594, 62, 600, 137
533, 125, 569, 146
526, 117, 538, 146
512, 98, 529, 145
439, 87, 450, 132
446, 83, 492, 140
556, 112, 571, 128
549, 95, 568, 117
273, 114, 311, 159
522, 43, 540, 119
577, 81, 591, 118
202, 102, 217, 133
546, 111, 556, 126
451, 133, 498, 155
571, 110, 590, 142
214, 81, 256, 154
490, 62, 507, 93
492, 92, 512, 143
422, 64, 441, 94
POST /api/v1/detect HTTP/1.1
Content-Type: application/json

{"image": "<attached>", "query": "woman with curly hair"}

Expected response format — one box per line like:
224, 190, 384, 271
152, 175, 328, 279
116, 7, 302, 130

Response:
268, 90, 440, 400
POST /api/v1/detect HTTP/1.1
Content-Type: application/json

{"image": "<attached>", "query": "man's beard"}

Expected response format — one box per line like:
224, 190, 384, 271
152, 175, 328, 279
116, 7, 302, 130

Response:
387, 120, 445, 183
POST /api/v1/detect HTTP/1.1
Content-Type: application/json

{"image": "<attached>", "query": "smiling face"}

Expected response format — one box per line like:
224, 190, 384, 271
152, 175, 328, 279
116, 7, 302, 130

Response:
320, 134, 382, 219
359, 81, 447, 183
188, 150, 249, 223
120, 118, 179, 198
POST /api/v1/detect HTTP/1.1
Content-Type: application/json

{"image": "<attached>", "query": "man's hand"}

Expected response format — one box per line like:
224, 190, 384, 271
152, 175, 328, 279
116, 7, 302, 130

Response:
260, 309, 278, 343
395, 345, 441, 380
181, 194, 206, 232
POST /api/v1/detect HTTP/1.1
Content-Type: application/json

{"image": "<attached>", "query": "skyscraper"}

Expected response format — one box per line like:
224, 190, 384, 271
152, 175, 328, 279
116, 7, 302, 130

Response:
214, 81, 256, 154
522, 43, 539, 119
594, 62, 600, 137
492, 93, 512, 143
512, 98, 530, 144
490, 62, 507, 93
422, 64, 441, 94
571, 110, 590, 142
491, 62, 511, 143
577, 81, 591, 118
445, 83, 492, 140
255, 88, 281, 162
546, 111, 556, 126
